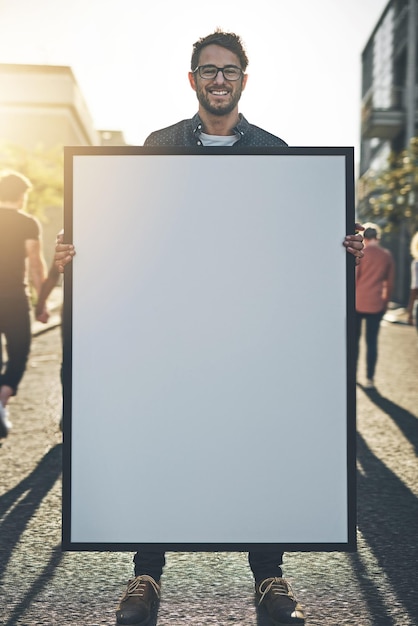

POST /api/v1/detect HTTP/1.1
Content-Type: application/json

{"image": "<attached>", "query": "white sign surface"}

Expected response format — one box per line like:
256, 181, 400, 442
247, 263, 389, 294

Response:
62, 148, 356, 551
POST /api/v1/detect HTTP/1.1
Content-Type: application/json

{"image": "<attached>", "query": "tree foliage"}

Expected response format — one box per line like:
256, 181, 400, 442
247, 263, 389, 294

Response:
357, 137, 418, 236
0, 142, 63, 220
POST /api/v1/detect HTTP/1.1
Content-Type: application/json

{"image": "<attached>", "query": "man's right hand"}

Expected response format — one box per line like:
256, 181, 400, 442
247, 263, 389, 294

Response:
55, 233, 75, 273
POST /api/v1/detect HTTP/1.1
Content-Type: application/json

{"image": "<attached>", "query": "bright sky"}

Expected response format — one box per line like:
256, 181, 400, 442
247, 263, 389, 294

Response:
0, 0, 388, 161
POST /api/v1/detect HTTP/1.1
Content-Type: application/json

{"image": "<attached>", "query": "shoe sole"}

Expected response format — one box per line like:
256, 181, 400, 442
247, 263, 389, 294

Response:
258, 608, 305, 626
116, 622, 149, 626
0, 424, 9, 438
0, 410, 11, 438
116, 607, 154, 626
259, 604, 305, 626
266, 617, 305, 626
116, 617, 150, 626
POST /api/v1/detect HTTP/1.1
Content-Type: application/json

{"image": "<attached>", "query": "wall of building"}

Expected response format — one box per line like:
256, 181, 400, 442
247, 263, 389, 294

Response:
0, 64, 100, 149
0, 63, 127, 270
359, 0, 418, 304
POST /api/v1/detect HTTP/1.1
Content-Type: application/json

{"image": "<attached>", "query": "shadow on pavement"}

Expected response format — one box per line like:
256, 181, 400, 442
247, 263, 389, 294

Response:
359, 384, 418, 455
0, 443, 63, 584
2, 543, 63, 626
147, 600, 271, 625
353, 432, 418, 624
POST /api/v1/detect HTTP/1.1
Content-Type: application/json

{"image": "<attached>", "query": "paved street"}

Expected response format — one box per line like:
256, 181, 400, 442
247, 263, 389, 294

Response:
0, 314, 417, 625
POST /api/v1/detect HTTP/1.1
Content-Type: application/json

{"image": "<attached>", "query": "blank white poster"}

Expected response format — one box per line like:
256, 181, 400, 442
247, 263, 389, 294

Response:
63, 149, 355, 550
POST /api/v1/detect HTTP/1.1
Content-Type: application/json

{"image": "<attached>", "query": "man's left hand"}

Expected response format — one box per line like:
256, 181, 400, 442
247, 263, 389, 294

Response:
343, 223, 364, 266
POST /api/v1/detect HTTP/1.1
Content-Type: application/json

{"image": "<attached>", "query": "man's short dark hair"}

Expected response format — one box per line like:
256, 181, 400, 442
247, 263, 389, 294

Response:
363, 222, 381, 240
0, 170, 32, 202
191, 29, 249, 71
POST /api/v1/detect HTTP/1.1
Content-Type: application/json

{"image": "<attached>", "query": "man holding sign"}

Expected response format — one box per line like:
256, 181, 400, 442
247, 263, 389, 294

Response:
56, 29, 363, 626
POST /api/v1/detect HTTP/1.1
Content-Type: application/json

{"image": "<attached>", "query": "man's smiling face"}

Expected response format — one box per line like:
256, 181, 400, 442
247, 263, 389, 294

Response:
189, 44, 248, 117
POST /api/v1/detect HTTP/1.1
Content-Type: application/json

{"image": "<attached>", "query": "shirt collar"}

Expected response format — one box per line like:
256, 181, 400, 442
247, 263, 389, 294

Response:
192, 112, 248, 139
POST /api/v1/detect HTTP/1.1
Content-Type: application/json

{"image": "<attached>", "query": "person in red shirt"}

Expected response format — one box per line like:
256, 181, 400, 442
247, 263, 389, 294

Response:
355, 223, 395, 388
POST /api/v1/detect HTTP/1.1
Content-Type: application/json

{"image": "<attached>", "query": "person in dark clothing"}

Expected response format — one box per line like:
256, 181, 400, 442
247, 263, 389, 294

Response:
0, 170, 49, 438
54, 30, 364, 626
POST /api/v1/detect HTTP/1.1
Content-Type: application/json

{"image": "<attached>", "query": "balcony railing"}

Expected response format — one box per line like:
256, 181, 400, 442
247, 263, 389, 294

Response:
361, 86, 407, 139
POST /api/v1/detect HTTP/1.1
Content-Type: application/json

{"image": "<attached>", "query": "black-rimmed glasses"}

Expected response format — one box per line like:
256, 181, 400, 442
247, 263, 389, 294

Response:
192, 64, 243, 81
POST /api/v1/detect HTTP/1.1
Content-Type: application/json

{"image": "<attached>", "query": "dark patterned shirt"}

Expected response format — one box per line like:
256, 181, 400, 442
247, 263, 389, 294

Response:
144, 113, 287, 148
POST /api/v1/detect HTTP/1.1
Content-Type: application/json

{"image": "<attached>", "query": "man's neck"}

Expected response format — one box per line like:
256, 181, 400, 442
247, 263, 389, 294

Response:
198, 108, 240, 136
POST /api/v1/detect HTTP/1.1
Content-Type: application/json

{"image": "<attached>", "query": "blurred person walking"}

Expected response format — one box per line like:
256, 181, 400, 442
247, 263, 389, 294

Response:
355, 222, 395, 388
35, 257, 61, 323
35, 256, 63, 427
0, 170, 49, 438
407, 231, 418, 334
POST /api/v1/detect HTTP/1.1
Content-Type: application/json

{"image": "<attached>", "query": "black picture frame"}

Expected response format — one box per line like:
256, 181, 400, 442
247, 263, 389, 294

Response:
62, 146, 356, 553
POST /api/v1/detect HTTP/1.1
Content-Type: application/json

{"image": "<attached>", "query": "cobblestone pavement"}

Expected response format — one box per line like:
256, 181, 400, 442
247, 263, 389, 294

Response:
0, 319, 417, 626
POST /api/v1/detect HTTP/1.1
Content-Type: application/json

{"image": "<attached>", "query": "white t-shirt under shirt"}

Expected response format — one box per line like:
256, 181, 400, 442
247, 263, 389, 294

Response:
199, 132, 239, 147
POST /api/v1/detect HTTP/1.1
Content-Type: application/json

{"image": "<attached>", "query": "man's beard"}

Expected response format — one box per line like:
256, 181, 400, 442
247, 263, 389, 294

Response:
196, 84, 243, 116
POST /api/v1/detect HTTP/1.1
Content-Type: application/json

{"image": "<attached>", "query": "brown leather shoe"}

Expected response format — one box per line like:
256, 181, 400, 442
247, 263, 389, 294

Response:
116, 575, 160, 625
256, 577, 305, 624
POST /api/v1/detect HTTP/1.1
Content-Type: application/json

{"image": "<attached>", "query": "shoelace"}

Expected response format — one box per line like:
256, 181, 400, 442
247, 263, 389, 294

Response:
123, 575, 161, 600
257, 577, 295, 605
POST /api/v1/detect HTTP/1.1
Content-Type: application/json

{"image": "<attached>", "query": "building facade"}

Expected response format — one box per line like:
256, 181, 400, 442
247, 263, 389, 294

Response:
360, 0, 417, 175
0, 63, 102, 149
0, 63, 126, 266
359, 0, 418, 304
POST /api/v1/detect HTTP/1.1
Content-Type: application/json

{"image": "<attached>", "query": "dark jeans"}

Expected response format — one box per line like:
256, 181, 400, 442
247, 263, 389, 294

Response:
0, 295, 31, 394
355, 310, 384, 380
133, 549, 284, 584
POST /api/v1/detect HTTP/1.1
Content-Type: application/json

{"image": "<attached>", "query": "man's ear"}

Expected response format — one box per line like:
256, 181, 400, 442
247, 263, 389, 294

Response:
242, 73, 248, 91
188, 71, 197, 92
